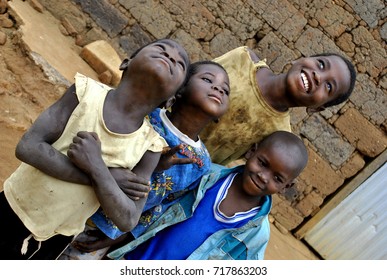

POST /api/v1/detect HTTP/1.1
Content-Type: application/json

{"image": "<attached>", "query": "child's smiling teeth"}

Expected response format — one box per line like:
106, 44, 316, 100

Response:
301, 72, 309, 92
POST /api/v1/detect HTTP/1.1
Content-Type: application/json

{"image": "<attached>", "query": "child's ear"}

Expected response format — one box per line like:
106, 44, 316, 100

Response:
244, 143, 258, 160
306, 106, 326, 114
119, 58, 130, 71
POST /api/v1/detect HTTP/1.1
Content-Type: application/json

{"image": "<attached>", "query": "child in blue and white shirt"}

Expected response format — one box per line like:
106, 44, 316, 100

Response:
110, 131, 308, 260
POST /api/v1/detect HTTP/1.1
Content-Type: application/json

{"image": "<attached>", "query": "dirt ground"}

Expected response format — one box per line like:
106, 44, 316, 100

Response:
0, 24, 66, 190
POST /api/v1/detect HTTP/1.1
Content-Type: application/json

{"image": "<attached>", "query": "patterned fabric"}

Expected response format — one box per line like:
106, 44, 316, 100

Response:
91, 108, 212, 239
200, 46, 291, 165
108, 164, 272, 260
3, 73, 167, 241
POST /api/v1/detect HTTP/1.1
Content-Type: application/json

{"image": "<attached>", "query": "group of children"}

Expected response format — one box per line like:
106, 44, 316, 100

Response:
0, 37, 356, 260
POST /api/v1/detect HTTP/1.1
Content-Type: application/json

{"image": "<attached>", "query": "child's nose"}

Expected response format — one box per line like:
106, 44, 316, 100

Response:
313, 71, 321, 86
212, 85, 224, 95
257, 172, 268, 184
162, 51, 177, 65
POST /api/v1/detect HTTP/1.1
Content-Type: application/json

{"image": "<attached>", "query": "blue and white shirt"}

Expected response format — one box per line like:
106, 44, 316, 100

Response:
124, 173, 261, 260
108, 165, 272, 260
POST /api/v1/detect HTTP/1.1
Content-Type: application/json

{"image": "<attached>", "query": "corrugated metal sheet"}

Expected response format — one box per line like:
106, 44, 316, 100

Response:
304, 163, 387, 260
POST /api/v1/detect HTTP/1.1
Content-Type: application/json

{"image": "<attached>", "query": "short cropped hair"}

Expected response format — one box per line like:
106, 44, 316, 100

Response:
311, 53, 356, 108
129, 38, 190, 70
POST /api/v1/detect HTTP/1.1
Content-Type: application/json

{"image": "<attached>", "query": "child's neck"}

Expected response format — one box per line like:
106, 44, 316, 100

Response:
256, 69, 290, 112
166, 109, 204, 141
103, 89, 154, 134
219, 174, 262, 217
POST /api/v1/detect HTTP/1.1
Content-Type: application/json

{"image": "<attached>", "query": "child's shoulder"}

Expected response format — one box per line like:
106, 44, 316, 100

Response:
74, 72, 112, 100
74, 72, 112, 90
214, 46, 248, 61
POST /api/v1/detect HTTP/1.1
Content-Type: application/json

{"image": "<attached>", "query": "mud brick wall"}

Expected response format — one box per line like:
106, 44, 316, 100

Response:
37, 0, 387, 232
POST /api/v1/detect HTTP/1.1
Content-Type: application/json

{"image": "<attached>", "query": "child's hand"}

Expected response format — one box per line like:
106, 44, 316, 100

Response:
72, 230, 131, 253
67, 131, 104, 174
154, 144, 195, 172
72, 230, 115, 253
109, 168, 150, 200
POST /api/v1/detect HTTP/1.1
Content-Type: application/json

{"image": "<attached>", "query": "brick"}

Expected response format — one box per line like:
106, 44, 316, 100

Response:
119, 24, 152, 56
340, 152, 365, 179
98, 70, 113, 86
220, 7, 263, 42
270, 194, 285, 213
0, 0, 7, 14
74, 0, 127, 37
352, 26, 387, 76
171, 29, 210, 62
281, 184, 300, 202
261, 0, 297, 30
254, 32, 297, 73
273, 220, 289, 234
335, 108, 387, 157
290, 107, 308, 127
295, 26, 345, 57
278, 11, 307, 42
61, 17, 77, 36
121, 0, 175, 38
165, 1, 218, 41
296, 191, 324, 217
299, 147, 344, 196
209, 30, 242, 58
301, 114, 355, 167
0, 31, 6, 45
29, 0, 44, 13
350, 74, 387, 126
272, 203, 304, 230
346, 0, 385, 28
315, 5, 354, 38
0, 14, 13, 28
337, 32, 355, 53
80, 40, 122, 86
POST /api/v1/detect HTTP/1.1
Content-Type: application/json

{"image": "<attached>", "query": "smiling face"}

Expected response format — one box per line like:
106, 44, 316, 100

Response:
240, 132, 307, 197
125, 39, 189, 102
182, 63, 230, 119
286, 55, 351, 109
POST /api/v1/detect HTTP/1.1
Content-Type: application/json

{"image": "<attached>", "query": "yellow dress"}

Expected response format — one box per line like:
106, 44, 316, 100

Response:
200, 46, 291, 165
4, 73, 167, 241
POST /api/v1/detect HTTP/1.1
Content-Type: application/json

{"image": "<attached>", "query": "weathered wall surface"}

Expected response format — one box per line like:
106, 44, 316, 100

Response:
35, 0, 387, 232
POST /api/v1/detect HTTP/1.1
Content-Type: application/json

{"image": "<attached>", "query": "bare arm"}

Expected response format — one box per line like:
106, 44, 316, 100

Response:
15, 84, 91, 185
108, 168, 150, 200
15, 84, 151, 198
111, 144, 195, 198
67, 131, 160, 232
94, 150, 160, 232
